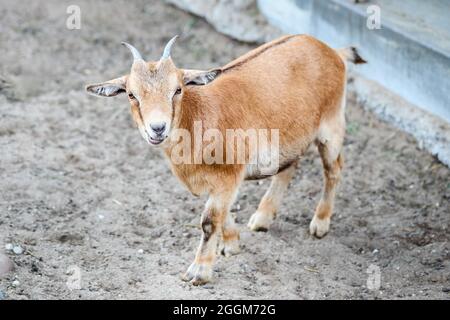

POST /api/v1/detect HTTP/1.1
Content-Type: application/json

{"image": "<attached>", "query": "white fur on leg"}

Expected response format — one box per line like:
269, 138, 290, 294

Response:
247, 210, 274, 232
309, 216, 330, 238
182, 262, 213, 285
220, 239, 240, 257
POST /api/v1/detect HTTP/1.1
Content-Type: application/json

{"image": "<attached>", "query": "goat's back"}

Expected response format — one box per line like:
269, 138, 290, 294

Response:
194, 35, 346, 137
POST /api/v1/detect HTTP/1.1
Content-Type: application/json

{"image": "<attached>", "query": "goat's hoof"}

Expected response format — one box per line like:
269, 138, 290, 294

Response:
182, 262, 212, 285
247, 211, 273, 232
309, 216, 330, 238
191, 277, 210, 286
220, 239, 240, 257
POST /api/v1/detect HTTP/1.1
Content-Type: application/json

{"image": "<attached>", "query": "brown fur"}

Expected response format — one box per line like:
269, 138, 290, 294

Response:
165, 35, 347, 193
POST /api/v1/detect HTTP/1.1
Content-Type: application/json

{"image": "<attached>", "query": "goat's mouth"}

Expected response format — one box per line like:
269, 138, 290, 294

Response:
148, 136, 166, 145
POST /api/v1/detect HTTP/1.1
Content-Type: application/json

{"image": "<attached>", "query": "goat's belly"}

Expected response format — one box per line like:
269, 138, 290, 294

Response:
244, 159, 296, 180
244, 137, 312, 180
244, 144, 301, 180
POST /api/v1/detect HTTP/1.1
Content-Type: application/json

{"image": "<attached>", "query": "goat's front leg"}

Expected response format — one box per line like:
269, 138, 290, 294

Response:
183, 190, 237, 285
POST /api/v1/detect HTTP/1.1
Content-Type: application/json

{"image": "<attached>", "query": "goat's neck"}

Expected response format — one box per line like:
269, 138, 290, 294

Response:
162, 88, 205, 156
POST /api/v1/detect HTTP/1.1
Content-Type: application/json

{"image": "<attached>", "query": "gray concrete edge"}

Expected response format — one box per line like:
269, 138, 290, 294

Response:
349, 70, 450, 167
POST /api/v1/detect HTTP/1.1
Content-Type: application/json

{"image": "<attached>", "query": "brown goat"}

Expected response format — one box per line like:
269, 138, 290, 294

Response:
86, 34, 366, 285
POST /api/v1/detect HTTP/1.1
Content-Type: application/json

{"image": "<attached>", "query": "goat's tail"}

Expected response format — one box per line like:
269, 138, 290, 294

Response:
337, 47, 367, 64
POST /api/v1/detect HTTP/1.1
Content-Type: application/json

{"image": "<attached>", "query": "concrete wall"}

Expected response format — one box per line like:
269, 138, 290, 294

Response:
258, 0, 450, 123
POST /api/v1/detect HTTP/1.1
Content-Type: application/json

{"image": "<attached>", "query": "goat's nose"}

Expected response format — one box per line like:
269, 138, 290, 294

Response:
150, 122, 166, 135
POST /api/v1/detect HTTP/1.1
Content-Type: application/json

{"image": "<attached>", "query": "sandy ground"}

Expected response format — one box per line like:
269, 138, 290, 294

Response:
0, 0, 449, 300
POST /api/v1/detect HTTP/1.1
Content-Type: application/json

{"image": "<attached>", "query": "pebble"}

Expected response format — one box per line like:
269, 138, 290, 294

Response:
13, 246, 24, 255
12, 280, 20, 287
4, 244, 13, 251
137, 249, 144, 254
0, 254, 14, 278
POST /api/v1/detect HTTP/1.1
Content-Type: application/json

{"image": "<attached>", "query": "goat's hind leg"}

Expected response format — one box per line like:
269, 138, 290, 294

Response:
219, 212, 240, 257
309, 136, 344, 238
248, 162, 297, 232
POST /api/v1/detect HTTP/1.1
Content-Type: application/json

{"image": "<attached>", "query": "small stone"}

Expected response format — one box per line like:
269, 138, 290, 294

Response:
0, 254, 14, 278
372, 249, 379, 254
12, 280, 20, 287
137, 249, 144, 254
98, 214, 105, 220
31, 263, 39, 273
12, 246, 23, 255
4, 244, 13, 251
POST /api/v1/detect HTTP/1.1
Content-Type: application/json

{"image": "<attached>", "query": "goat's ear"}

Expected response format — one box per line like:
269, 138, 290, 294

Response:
85, 75, 127, 97
183, 69, 222, 86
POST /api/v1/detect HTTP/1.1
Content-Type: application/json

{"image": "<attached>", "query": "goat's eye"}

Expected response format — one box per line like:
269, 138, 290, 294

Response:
128, 93, 136, 100
174, 87, 182, 96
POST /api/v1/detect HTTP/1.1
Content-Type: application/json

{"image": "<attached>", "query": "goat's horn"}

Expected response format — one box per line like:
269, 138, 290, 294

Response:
161, 35, 179, 60
121, 42, 144, 62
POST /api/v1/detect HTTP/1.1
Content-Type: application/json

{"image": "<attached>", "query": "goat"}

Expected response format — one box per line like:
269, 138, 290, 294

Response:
86, 34, 366, 285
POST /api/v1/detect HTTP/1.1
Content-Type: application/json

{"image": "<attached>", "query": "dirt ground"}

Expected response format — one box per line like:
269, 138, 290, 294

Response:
0, 0, 449, 300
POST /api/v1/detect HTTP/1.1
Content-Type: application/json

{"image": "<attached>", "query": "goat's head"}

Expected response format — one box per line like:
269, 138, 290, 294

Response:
86, 36, 221, 146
